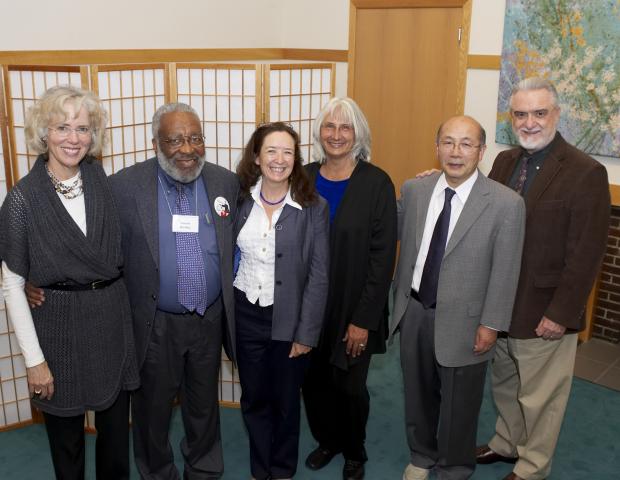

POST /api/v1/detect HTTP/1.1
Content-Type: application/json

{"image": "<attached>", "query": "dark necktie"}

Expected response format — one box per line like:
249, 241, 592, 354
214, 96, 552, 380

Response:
418, 187, 456, 309
175, 183, 207, 315
513, 156, 530, 195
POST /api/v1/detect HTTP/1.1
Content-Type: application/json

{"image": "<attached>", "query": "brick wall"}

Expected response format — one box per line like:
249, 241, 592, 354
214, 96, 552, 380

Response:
594, 206, 620, 343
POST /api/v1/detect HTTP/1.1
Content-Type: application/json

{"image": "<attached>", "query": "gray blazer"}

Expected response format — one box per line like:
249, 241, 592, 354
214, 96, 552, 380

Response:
109, 157, 240, 365
234, 195, 329, 347
390, 171, 526, 367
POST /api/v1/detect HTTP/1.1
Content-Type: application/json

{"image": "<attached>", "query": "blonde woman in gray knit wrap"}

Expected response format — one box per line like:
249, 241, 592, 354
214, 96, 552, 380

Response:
0, 85, 138, 479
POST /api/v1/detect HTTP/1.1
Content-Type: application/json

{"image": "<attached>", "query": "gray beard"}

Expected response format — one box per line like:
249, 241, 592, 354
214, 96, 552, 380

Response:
156, 149, 205, 183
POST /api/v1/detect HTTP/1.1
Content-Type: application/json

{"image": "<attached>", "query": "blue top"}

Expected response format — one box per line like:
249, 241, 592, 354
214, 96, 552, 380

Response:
315, 170, 349, 223
157, 167, 221, 313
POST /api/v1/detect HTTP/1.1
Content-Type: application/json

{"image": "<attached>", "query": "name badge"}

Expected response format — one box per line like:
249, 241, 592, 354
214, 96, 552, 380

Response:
172, 214, 199, 233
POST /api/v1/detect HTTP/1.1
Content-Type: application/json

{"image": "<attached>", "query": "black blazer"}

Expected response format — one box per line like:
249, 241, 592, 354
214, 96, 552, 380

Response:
109, 158, 240, 365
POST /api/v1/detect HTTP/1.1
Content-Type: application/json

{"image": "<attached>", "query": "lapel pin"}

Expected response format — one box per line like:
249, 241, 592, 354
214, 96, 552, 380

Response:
214, 197, 230, 218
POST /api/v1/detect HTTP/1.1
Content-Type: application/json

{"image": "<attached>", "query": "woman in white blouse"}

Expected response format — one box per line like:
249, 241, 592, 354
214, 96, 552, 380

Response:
234, 122, 329, 480
0, 86, 138, 479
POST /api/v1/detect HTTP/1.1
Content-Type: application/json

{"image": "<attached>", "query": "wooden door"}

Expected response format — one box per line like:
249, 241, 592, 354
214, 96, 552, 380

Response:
348, 0, 471, 193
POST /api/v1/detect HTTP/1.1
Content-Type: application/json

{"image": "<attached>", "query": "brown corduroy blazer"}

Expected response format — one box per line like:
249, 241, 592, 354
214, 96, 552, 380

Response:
489, 133, 610, 338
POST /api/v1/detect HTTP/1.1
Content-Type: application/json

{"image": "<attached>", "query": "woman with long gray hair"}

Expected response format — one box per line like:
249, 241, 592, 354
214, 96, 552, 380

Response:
302, 97, 397, 480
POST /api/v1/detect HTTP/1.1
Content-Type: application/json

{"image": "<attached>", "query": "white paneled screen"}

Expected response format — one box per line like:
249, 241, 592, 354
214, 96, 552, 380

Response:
267, 64, 334, 163
95, 64, 167, 175
177, 64, 260, 172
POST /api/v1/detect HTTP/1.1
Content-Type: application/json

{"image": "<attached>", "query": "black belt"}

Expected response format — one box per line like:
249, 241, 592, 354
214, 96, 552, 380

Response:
410, 288, 435, 309
45, 273, 123, 291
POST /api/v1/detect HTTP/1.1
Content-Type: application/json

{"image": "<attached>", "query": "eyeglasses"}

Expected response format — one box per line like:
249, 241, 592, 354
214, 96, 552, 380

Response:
48, 126, 92, 138
437, 140, 482, 154
159, 135, 205, 148
321, 122, 353, 135
511, 109, 553, 120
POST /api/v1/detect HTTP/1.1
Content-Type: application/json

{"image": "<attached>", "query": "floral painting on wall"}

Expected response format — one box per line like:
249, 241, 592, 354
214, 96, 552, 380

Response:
497, 0, 620, 157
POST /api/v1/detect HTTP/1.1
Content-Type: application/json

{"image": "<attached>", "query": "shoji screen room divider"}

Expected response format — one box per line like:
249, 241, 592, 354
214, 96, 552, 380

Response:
0, 60, 334, 429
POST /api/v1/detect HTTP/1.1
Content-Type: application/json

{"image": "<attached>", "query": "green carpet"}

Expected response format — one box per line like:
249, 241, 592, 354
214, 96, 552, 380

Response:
1, 343, 618, 479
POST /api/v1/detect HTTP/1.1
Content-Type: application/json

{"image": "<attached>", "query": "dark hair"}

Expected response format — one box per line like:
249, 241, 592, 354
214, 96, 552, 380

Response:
236, 122, 317, 207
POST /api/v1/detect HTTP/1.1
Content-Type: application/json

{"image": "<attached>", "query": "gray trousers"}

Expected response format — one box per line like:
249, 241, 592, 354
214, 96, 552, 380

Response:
132, 298, 224, 480
399, 296, 487, 480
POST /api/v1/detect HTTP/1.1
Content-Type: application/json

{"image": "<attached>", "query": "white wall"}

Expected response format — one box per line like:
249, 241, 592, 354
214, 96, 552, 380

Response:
0, 0, 283, 50
280, 0, 350, 50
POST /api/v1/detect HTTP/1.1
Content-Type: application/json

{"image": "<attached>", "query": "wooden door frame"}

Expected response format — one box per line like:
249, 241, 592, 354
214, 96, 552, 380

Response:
347, 0, 472, 114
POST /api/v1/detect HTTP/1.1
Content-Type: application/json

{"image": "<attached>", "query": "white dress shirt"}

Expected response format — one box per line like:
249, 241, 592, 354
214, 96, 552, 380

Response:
234, 177, 302, 307
1, 175, 86, 368
411, 170, 478, 291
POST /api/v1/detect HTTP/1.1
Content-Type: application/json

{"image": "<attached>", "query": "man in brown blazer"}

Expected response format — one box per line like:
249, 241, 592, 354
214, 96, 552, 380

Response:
476, 78, 610, 480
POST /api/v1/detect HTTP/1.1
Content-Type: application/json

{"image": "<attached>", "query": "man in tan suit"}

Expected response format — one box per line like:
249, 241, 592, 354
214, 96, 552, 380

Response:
476, 78, 610, 480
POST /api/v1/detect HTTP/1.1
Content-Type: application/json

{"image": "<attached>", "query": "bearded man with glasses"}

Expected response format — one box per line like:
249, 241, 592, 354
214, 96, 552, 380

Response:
113, 103, 240, 479
475, 78, 610, 480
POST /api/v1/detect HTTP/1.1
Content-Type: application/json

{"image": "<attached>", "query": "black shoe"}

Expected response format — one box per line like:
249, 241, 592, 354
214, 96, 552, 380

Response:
343, 459, 365, 480
305, 446, 338, 470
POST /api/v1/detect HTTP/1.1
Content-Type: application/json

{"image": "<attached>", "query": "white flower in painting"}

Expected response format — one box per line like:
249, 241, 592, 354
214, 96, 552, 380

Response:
546, 42, 562, 61
596, 85, 608, 96
583, 47, 596, 67
556, 80, 569, 93
603, 70, 616, 83
586, 83, 596, 91
609, 114, 620, 132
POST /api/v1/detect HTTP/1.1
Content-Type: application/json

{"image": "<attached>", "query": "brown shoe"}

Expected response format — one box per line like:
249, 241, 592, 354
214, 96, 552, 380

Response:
501, 475, 546, 480
475, 444, 518, 465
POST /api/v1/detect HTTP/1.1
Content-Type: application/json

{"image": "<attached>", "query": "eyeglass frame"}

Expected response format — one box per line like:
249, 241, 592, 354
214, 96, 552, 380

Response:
436, 139, 483, 154
158, 135, 206, 149
47, 125, 92, 138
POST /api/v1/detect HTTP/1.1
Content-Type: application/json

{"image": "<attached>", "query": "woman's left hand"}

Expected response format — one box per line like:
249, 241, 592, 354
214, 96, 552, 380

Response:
344, 323, 369, 358
289, 342, 312, 358
27, 361, 54, 400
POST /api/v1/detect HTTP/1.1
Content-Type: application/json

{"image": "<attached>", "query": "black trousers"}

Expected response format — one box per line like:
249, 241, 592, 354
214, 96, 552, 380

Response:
302, 341, 372, 462
235, 288, 309, 480
399, 297, 487, 480
132, 301, 224, 480
43, 390, 130, 480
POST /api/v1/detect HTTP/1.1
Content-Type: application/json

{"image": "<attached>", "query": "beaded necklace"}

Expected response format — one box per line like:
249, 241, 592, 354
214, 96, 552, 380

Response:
45, 163, 84, 199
